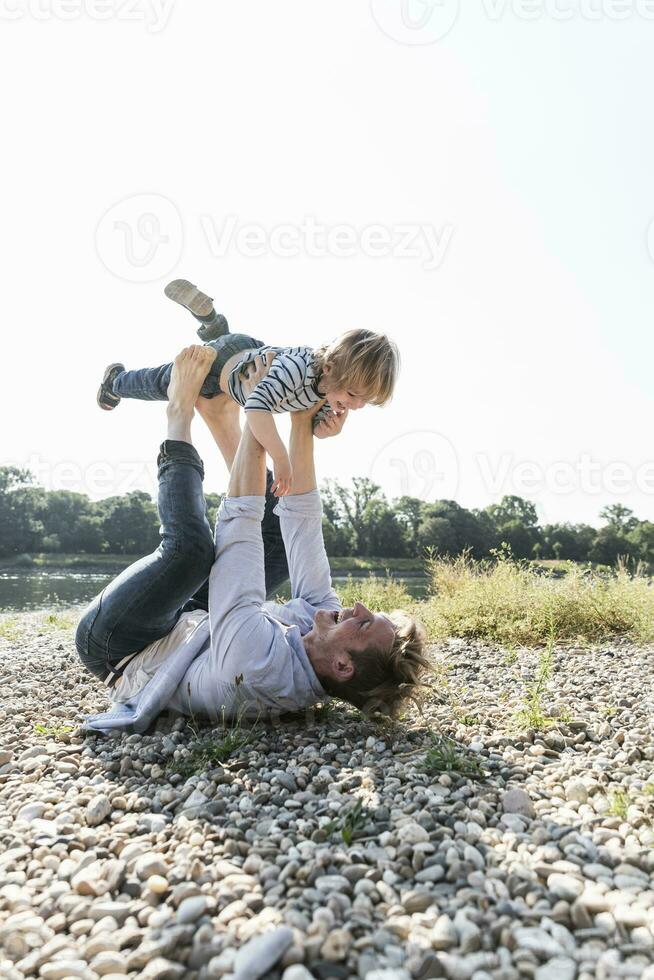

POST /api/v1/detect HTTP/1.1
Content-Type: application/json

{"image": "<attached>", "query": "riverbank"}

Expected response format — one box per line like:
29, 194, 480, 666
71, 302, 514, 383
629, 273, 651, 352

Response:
1, 610, 654, 978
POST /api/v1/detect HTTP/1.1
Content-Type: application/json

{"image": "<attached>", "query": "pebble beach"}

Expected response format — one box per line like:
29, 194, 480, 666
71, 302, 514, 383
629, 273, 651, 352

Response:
2, 610, 654, 980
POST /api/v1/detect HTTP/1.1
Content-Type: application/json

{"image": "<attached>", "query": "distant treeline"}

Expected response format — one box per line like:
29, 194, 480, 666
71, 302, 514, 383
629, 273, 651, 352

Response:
0, 466, 653, 567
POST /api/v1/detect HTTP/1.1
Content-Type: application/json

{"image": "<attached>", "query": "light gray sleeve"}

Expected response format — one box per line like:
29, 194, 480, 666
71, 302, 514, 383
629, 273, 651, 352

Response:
273, 490, 341, 611
208, 495, 277, 675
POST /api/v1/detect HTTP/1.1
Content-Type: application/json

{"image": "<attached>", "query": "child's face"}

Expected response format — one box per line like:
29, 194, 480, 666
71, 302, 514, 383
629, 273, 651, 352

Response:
321, 363, 369, 413
325, 386, 368, 413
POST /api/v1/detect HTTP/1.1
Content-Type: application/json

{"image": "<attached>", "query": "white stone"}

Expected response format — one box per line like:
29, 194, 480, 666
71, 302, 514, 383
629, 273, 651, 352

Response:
564, 780, 588, 804
86, 795, 111, 827
396, 822, 430, 845
547, 873, 584, 901
282, 969, 314, 980
535, 957, 576, 980
40, 961, 90, 980
432, 914, 457, 950
514, 927, 564, 958
16, 801, 46, 823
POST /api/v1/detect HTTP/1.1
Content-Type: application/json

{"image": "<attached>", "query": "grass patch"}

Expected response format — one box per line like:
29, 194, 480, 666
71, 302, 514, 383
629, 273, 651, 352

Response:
512, 638, 557, 732
40, 612, 75, 630
419, 550, 654, 646
323, 799, 370, 844
34, 722, 74, 739
170, 728, 255, 778
170, 706, 258, 779
607, 789, 630, 819
336, 573, 413, 613
423, 734, 484, 779
0, 618, 23, 641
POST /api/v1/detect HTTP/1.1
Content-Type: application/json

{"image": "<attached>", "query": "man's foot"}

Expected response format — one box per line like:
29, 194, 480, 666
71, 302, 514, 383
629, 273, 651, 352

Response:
164, 278, 229, 341
166, 346, 217, 442
97, 362, 125, 411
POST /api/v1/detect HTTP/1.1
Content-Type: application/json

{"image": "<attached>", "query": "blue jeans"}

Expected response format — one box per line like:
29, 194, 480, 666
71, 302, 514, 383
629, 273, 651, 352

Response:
75, 440, 289, 684
112, 333, 264, 402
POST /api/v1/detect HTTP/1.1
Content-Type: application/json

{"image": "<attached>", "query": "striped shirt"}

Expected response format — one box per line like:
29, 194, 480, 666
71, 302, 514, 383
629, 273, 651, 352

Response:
227, 345, 332, 422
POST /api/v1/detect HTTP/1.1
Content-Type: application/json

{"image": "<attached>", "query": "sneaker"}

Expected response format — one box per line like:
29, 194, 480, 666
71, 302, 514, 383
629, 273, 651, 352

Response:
97, 362, 125, 411
164, 279, 215, 319
164, 278, 229, 341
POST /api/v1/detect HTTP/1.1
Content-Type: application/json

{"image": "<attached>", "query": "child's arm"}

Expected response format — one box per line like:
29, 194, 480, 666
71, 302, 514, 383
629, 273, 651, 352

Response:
245, 410, 292, 496
313, 407, 349, 440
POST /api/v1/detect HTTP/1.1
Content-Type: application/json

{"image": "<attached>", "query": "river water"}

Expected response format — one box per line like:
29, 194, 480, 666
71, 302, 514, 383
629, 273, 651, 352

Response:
0, 570, 428, 613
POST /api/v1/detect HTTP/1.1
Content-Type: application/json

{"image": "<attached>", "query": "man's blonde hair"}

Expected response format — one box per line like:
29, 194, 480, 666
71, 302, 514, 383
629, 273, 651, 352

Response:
322, 609, 431, 717
314, 329, 400, 406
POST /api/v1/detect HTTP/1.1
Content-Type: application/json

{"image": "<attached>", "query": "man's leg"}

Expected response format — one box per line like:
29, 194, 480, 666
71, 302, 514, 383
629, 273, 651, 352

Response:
76, 346, 218, 681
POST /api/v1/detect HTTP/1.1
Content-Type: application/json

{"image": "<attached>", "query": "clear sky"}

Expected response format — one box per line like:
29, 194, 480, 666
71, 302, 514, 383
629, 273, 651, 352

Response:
2, 0, 653, 528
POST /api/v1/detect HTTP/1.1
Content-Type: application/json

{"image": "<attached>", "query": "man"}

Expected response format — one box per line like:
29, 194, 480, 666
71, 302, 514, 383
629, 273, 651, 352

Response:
77, 346, 429, 733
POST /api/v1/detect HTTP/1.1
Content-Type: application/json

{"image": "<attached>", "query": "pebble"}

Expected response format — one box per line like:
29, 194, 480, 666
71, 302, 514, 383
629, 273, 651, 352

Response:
547, 873, 584, 901
502, 789, 535, 818
535, 957, 576, 980
232, 926, 294, 979
85, 795, 112, 827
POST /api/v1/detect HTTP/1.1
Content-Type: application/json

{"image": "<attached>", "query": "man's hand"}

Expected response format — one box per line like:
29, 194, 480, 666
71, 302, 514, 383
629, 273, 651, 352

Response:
240, 350, 276, 398
313, 407, 349, 439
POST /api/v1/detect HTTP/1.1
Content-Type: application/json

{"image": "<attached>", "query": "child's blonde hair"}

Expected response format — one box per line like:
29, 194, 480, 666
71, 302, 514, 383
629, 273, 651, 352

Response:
313, 329, 400, 406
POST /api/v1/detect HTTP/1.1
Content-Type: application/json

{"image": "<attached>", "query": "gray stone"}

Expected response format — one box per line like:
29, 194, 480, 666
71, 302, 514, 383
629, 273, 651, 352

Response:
176, 895, 207, 924
233, 926, 294, 980
501, 789, 535, 818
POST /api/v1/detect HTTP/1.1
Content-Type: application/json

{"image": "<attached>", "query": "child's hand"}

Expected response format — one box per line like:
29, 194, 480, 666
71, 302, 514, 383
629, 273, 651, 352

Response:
271, 451, 293, 496
314, 407, 349, 439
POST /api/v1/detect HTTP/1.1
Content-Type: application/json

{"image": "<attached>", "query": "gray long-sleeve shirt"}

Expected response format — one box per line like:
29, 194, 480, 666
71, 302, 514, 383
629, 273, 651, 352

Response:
82, 490, 341, 733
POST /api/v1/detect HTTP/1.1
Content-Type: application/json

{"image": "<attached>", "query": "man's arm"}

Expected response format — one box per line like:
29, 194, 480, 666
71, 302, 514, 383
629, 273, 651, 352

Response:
272, 405, 340, 609
208, 423, 273, 669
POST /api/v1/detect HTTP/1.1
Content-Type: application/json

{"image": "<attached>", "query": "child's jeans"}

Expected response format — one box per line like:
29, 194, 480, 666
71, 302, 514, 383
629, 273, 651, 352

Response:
112, 333, 264, 402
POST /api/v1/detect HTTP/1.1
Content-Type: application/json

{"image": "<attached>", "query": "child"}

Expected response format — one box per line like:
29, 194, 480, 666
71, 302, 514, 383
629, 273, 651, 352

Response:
98, 279, 399, 495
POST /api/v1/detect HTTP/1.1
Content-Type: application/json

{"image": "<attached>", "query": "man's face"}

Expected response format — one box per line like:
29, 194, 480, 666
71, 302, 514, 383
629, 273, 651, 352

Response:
307, 602, 396, 682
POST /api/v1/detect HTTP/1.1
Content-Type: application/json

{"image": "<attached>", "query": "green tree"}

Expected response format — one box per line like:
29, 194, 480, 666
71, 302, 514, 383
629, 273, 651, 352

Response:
0, 467, 45, 556
626, 521, 654, 566
541, 522, 596, 562
394, 496, 425, 556
40, 490, 99, 553
98, 491, 160, 555
589, 526, 635, 566
600, 503, 638, 532
484, 495, 542, 559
